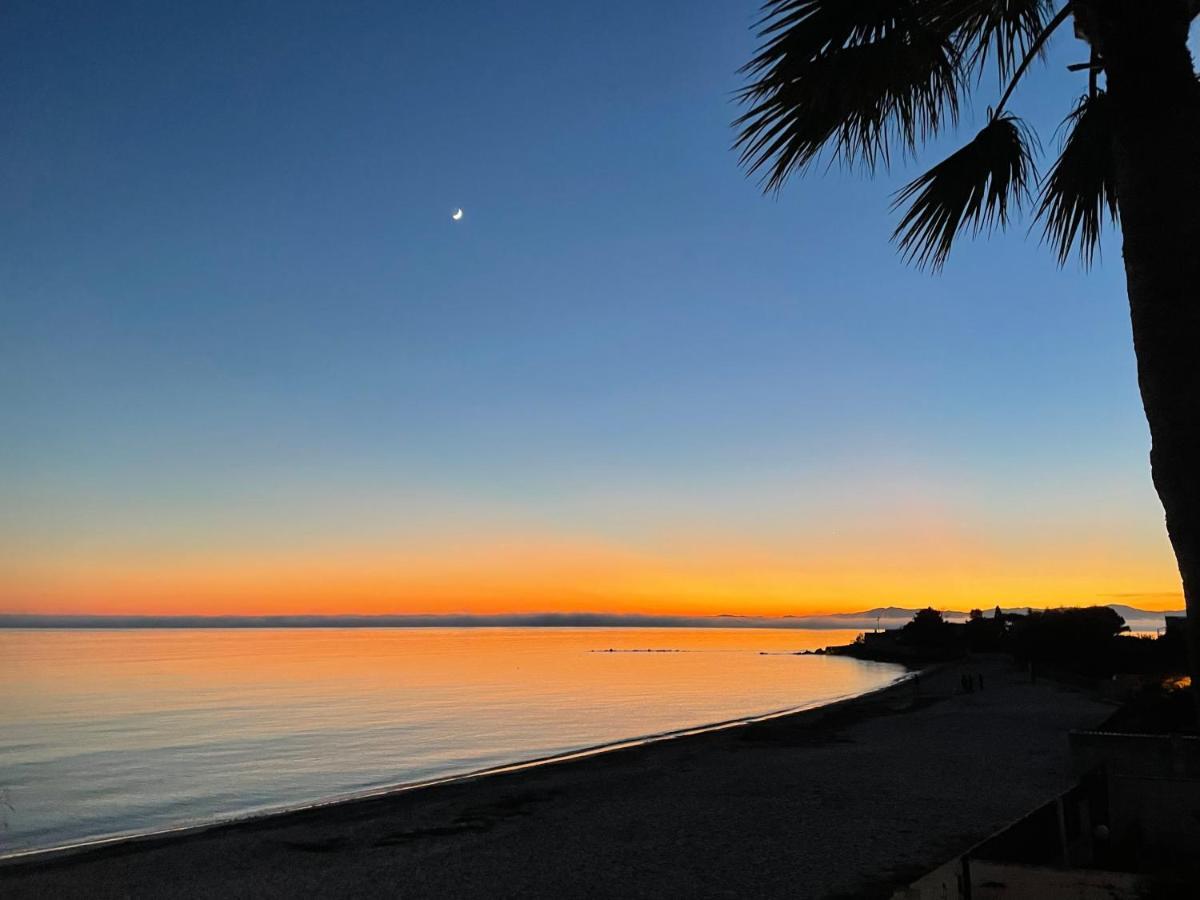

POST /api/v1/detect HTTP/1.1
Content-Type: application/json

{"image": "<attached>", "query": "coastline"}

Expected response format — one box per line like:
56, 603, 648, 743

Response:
0, 657, 1110, 899
0, 670, 913, 866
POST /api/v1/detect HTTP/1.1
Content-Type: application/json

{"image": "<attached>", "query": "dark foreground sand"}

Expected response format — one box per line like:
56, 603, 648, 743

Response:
1, 657, 1110, 899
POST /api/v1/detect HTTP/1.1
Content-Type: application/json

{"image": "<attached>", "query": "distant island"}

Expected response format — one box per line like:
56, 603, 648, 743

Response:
0, 604, 1182, 633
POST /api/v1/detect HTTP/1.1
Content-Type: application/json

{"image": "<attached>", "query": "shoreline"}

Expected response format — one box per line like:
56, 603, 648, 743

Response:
0, 670, 916, 868
1, 657, 1110, 899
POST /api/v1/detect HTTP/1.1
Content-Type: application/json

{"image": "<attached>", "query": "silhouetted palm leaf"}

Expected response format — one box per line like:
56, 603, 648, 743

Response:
1035, 93, 1118, 267
742, 0, 939, 73
735, 13, 960, 188
945, 0, 1056, 79
892, 114, 1035, 269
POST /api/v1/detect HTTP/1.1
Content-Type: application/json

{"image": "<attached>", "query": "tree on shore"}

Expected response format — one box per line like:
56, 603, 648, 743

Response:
900, 606, 955, 648
734, 0, 1200, 705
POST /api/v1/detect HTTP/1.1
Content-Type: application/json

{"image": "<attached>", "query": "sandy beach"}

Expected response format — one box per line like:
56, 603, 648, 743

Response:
0, 657, 1110, 899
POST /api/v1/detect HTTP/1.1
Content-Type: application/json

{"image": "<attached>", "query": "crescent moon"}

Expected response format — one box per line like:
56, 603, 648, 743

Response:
451, 208, 463, 221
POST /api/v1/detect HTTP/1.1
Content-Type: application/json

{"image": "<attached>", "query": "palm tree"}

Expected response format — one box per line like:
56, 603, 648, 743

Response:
735, 0, 1200, 705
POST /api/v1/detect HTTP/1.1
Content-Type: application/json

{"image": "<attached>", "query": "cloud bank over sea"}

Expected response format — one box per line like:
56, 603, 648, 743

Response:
0, 606, 1181, 632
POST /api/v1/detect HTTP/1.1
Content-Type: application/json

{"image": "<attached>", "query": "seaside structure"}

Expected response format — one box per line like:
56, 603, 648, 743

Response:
896, 728, 1200, 898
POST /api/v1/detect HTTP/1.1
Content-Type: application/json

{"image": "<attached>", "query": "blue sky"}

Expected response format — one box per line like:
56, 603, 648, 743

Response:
0, 2, 1183, 614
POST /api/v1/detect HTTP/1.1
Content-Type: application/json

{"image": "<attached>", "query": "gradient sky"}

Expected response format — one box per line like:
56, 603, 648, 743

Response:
1, 1, 1188, 616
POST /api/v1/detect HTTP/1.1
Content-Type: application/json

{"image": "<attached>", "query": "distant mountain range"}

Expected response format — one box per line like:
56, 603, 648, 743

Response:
827, 604, 1184, 631
0, 605, 1184, 631
817, 604, 1183, 631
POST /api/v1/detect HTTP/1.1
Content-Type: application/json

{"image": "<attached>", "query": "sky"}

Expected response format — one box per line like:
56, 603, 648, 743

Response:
0, 1, 1187, 617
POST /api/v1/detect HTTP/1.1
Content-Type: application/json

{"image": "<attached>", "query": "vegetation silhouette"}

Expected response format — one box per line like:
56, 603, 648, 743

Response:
832, 605, 1188, 693
899, 606, 957, 650
734, 0, 1200, 707
1007, 605, 1128, 668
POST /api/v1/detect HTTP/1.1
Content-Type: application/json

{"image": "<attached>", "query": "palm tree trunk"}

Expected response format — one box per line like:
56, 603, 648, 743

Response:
1098, 0, 1200, 718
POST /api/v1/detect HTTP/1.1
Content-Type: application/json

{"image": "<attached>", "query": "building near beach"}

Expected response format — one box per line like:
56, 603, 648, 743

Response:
896, 728, 1200, 899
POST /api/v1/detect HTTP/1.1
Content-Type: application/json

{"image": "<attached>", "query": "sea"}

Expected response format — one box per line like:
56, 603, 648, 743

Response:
0, 627, 903, 856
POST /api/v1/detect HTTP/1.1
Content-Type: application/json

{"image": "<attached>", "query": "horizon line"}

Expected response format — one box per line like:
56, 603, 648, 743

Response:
0, 605, 1183, 630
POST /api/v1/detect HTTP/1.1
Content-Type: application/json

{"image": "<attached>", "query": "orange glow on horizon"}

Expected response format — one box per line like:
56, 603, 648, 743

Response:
0, 529, 1184, 617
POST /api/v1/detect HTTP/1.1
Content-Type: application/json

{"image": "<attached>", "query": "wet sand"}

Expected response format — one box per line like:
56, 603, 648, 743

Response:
0, 657, 1109, 899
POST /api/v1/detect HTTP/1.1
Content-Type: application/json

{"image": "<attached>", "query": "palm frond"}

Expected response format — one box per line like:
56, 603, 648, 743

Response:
735, 10, 961, 189
892, 114, 1036, 269
943, 0, 1057, 79
741, 0, 927, 75
1035, 93, 1118, 267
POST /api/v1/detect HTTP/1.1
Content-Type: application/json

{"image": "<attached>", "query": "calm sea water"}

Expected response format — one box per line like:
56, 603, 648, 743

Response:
0, 627, 901, 855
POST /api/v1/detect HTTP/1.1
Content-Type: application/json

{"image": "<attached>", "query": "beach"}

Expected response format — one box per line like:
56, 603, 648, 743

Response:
0, 656, 1109, 898
0, 626, 900, 852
